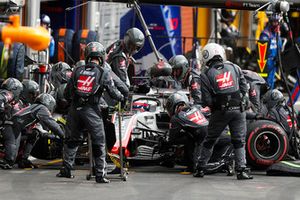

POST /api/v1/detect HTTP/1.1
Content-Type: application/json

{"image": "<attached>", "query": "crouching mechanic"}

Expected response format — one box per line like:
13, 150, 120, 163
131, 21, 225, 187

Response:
18, 79, 41, 168
194, 43, 253, 180
0, 78, 23, 122
165, 92, 208, 172
57, 42, 124, 184
0, 93, 64, 169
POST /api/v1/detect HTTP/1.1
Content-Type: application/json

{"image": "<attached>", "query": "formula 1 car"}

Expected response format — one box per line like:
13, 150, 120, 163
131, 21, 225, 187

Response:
104, 88, 234, 173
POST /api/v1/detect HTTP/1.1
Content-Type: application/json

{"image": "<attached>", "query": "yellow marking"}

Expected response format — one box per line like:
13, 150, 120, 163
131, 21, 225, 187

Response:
57, 117, 66, 125
258, 73, 268, 77
275, 72, 281, 80
46, 159, 63, 165
180, 171, 192, 175
291, 12, 300, 18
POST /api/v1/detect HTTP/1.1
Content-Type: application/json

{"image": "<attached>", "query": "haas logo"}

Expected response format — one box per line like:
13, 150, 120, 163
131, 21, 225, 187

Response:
77, 75, 95, 93
187, 111, 207, 125
216, 71, 234, 90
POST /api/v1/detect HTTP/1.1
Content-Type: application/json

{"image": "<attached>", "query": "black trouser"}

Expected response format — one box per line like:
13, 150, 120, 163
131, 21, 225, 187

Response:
63, 104, 107, 177
3, 125, 21, 163
197, 110, 247, 170
169, 126, 207, 169
22, 130, 40, 160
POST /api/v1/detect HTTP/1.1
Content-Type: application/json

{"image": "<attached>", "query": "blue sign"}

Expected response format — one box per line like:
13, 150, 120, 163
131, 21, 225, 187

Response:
120, 5, 182, 75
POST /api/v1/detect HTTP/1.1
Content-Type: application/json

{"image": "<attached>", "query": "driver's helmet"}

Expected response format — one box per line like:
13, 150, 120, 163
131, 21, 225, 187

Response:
21, 79, 40, 104
165, 92, 189, 116
1, 78, 23, 101
262, 89, 285, 109
50, 62, 72, 88
169, 55, 189, 81
124, 28, 145, 56
201, 43, 226, 66
34, 93, 56, 113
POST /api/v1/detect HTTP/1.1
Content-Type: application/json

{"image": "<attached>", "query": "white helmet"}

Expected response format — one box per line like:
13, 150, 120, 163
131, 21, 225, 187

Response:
201, 43, 226, 66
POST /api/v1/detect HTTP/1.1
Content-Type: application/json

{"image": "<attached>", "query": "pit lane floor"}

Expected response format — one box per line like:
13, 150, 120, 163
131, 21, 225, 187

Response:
0, 160, 300, 200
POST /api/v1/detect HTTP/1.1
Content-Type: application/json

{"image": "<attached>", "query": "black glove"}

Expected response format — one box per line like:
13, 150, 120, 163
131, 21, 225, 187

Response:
121, 98, 127, 110
241, 94, 250, 111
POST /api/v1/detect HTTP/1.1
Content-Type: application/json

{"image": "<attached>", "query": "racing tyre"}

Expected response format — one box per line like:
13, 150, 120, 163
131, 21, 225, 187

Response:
52, 28, 74, 64
72, 29, 99, 63
246, 120, 289, 169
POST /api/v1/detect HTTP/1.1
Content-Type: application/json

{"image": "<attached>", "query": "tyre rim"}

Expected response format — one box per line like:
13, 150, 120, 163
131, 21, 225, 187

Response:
254, 131, 280, 159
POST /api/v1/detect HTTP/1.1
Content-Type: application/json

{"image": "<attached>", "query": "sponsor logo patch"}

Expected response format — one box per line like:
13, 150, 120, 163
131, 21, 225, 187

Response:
77, 75, 95, 93
216, 71, 234, 89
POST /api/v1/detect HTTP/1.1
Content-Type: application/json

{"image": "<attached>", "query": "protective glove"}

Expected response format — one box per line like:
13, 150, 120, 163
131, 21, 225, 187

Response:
241, 94, 250, 110
120, 98, 128, 110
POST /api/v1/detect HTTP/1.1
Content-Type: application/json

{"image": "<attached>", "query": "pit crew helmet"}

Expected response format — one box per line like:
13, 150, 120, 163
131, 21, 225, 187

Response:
169, 55, 189, 81
84, 42, 106, 67
1, 78, 23, 101
21, 79, 40, 104
124, 28, 145, 56
34, 93, 56, 113
201, 43, 226, 66
165, 92, 189, 116
263, 89, 285, 109
50, 62, 72, 88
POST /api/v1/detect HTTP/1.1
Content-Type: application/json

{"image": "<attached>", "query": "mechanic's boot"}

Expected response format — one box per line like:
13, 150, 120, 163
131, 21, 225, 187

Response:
18, 159, 38, 169
56, 166, 74, 178
193, 168, 205, 178
0, 159, 13, 169
95, 176, 110, 184
236, 168, 253, 180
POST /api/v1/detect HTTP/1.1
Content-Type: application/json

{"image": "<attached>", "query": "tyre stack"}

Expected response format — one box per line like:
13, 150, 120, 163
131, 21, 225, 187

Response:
52, 28, 74, 65
52, 29, 99, 65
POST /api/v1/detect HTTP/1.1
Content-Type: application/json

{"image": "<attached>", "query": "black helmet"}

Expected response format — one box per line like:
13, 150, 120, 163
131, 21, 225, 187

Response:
149, 60, 172, 77
165, 92, 189, 116
169, 55, 189, 81
1, 78, 23, 101
84, 42, 106, 66
41, 14, 51, 26
50, 62, 72, 88
263, 89, 285, 109
220, 9, 236, 24
124, 28, 145, 56
21, 79, 40, 104
75, 60, 85, 69
35, 93, 56, 113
